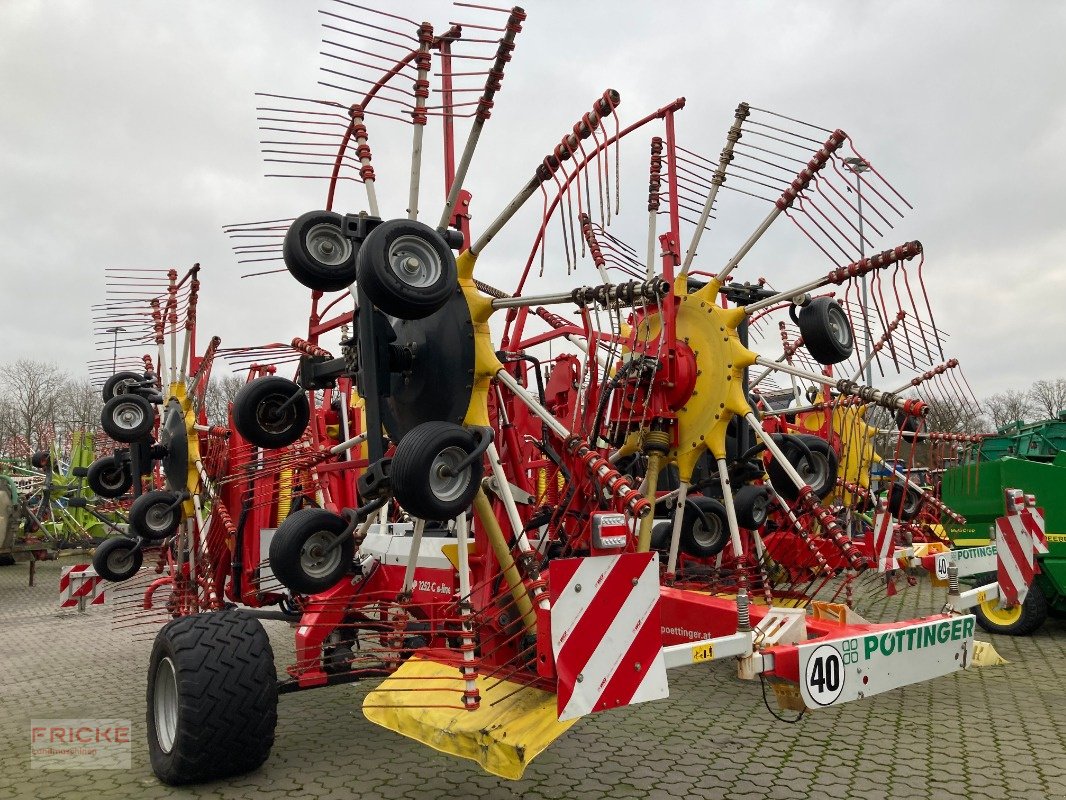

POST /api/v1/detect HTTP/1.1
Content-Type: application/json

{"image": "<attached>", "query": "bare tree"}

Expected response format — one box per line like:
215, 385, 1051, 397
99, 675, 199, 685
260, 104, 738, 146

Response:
53, 378, 105, 455
0, 360, 70, 456
983, 389, 1035, 430
924, 397, 986, 435
203, 374, 246, 425
1029, 378, 1066, 420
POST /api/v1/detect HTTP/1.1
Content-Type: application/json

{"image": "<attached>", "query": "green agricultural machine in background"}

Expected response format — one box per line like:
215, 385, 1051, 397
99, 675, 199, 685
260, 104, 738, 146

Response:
941, 412, 1066, 634
0, 432, 123, 564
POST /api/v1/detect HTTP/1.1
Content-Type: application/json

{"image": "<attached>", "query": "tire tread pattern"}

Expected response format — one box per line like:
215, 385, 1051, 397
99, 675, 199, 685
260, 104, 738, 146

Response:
148, 610, 278, 785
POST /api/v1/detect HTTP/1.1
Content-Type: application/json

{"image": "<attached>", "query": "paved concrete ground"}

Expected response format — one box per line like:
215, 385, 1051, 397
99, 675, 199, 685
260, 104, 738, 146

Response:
3, 559, 1066, 800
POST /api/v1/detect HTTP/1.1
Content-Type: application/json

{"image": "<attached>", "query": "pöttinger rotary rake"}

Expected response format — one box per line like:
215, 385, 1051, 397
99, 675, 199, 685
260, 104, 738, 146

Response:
88, 265, 237, 620
141, 2, 1001, 786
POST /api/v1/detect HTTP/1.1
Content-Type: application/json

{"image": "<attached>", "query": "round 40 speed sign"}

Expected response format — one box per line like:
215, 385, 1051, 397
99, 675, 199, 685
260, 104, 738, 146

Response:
803, 643, 845, 706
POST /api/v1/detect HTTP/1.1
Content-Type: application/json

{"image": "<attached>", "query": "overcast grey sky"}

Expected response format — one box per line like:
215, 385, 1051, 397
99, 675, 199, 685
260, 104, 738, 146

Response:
1, 0, 1064, 400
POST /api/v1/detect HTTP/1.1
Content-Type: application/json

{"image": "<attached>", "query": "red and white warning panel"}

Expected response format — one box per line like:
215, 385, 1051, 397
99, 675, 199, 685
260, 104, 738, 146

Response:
1023, 494, 1048, 555
59, 564, 105, 608
871, 497, 897, 573
996, 489, 1035, 606
549, 552, 668, 721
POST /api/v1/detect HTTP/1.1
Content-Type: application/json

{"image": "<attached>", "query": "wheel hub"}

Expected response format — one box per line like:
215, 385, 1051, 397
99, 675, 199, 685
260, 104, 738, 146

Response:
306, 223, 351, 266
389, 236, 441, 288
299, 532, 342, 578
115, 402, 145, 430
107, 548, 133, 572
258, 394, 298, 433
429, 446, 470, 502
147, 504, 173, 530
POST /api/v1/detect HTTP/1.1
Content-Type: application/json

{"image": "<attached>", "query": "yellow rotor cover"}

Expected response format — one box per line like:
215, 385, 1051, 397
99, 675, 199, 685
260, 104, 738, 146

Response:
636, 277, 758, 482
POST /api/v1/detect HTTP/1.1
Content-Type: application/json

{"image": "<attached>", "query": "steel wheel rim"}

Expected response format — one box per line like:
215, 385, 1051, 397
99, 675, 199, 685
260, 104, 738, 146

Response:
826, 304, 851, 347
388, 235, 442, 288
106, 545, 134, 574
429, 446, 470, 503
750, 494, 768, 526
146, 502, 175, 533
797, 451, 829, 491
979, 597, 1022, 626
692, 512, 725, 549
112, 377, 138, 396
300, 531, 342, 579
257, 392, 299, 434
154, 656, 179, 754
101, 467, 125, 490
305, 223, 351, 267
113, 400, 146, 431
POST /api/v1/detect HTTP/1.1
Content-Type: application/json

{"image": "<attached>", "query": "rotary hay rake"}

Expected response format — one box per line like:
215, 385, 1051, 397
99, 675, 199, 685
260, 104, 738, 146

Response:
116, 1, 1022, 787
3, 433, 122, 553
86, 265, 243, 621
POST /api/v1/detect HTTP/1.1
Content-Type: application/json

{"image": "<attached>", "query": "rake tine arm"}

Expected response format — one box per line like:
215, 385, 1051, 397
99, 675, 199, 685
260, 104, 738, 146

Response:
438, 6, 526, 229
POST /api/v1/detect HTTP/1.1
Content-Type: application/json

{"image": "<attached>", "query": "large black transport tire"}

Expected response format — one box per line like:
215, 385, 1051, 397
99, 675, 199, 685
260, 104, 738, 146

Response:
147, 610, 278, 785
102, 394, 155, 442
356, 219, 457, 319
974, 580, 1049, 636
87, 455, 132, 499
283, 210, 358, 292
766, 434, 838, 502
92, 537, 143, 583
391, 421, 483, 520
268, 507, 354, 595
232, 376, 310, 449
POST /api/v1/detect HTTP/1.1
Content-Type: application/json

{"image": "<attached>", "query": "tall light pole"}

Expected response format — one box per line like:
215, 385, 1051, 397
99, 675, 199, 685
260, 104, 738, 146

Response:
843, 156, 873, 387
105, 326, 126, 374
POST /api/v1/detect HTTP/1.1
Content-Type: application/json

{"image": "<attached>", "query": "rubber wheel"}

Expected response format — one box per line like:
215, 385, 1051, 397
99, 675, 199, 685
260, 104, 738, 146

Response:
766, 434, 838, 502
680, 496, 729, 559
391, 422, 483, 519
798, 297, 853, 365
896, 410, 921, 443
733, 484, 770, 529
283, 210, 358, 292
650, 520, 673, 552
887, 483, 922, 522
130, 490, 183, 540
92, 537, 144, 582
356, 219, 457, 319
102, 393, 155, 442
103, 371, 143, 402
30, 451, 50, 470
232, 376, 310, 449
975, 581, 1048, 636
87, 456, 132, 499
147, 610, 278, 785
268, 508, 354, 594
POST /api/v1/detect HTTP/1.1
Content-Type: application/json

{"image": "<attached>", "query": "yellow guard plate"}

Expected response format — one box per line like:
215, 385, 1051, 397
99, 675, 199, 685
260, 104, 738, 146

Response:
363, 656, 576, 779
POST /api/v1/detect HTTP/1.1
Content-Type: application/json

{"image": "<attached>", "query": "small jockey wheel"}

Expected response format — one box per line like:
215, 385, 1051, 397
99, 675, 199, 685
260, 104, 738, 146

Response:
92, 536, 144, 582
129, 490, 184, 540
101, 394, 155, 442
232, 376, 311, 449
390, 422, 486, 520
283, 210, 359, 292
269, 508, 355, 595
